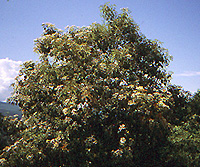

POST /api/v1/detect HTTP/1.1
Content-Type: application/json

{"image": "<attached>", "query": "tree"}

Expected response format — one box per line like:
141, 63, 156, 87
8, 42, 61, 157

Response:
189, 89, 200, 115
0, 3, 173, 166
159, 89, 200, 167
163, 114, 200, 167
0, 114, 25, 153
164, 85, 192, 125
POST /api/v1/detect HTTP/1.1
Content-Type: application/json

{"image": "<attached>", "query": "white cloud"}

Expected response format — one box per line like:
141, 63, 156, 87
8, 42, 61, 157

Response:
0, 58, 22, 102
174, 71, 200, 77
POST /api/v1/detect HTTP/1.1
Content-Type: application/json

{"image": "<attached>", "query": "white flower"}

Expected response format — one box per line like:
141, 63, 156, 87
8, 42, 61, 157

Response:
119, 80, 128, 86
119, 124, 126, 131
120, 137, 126, 145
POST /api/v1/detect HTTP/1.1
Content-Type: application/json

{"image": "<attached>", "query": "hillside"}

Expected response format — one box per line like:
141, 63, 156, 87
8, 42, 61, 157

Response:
0, 101, 22, 118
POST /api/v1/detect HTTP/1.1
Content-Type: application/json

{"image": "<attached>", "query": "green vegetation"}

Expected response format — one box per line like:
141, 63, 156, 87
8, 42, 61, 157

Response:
0, 3, 199, 167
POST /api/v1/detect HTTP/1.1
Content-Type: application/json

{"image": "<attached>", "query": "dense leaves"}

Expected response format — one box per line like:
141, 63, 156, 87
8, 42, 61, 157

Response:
0, 114, 25, 153
162, 114, 200, 166
164, 85, 192, 125
0, 3, 199, 167
189, 89, 200, 115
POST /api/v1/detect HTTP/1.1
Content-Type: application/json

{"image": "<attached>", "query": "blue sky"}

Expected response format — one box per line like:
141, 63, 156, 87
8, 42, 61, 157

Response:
0, 0, 200, 101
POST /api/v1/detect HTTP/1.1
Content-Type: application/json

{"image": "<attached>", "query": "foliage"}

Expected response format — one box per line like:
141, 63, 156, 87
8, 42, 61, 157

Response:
189, 89, 200, 115
164, 85, 192, 125
0, 114, 25, 153
0, 113, 8, 151
159, 89, 200, 167
162, 114, 200, 166
0, 3, 175, 166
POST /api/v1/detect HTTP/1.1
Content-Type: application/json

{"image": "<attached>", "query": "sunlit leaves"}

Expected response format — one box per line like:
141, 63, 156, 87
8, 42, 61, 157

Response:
0, 3, 176, 166
163, 114, 200, 166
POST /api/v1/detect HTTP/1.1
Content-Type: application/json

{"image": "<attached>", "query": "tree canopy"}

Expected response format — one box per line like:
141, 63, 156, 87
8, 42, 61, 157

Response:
1, 3, 199, 167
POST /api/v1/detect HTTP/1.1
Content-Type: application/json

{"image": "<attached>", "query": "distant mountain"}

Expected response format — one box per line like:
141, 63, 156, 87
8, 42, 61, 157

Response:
0, 102, 22, 118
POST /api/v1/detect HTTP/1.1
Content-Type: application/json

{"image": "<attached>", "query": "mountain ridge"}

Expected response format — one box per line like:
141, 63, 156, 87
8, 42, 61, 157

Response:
0, 101, 22, 118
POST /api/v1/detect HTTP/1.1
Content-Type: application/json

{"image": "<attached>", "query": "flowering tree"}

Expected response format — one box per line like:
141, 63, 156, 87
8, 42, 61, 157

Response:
0, 3, 173, 166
